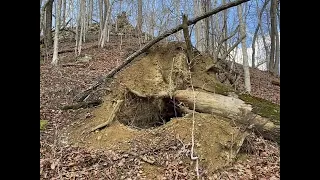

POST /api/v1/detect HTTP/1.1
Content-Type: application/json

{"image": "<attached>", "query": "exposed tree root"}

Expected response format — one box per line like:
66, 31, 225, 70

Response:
90, 100, 123, 132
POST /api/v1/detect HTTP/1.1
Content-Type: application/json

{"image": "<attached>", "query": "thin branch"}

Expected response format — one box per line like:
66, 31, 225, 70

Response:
221, 35, 246, 60
215, 25, 239, 60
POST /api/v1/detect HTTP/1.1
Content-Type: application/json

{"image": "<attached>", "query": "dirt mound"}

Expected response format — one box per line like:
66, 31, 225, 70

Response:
65, 42, 278, 176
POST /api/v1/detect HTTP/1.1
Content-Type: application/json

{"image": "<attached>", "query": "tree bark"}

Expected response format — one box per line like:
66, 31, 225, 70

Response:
52, 0, 62, 65
274, 33, 280, 75
99, 0, 104, 38
269, 0, 277, 74
99, 0, 111, 47
88, 0, 93, 26
274, 1, 280, 76
40, 0, 43, 34
193, 0, 202, 51
137, 0, 143, 36
204, 0, 210, 53
209, 0, 215, 56
182, 14, 193, 64
62, 0, 67, 27
222, 0, 228, 55
252, 0, 270, 69
260, 27, 269, 70
82, 0, 87, 43
73, 0, 251, 102
44, 0, 54, 48
238, 3, 251, 93
78, 0, 86, 55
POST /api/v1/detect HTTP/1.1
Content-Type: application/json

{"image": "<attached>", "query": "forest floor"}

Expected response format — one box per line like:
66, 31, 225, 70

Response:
40, 35, 280, 179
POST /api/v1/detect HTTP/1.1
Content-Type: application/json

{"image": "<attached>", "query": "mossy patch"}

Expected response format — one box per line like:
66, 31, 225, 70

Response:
40, 120, 48, 130
214, 82, 234, 96
239, 94, 280, 125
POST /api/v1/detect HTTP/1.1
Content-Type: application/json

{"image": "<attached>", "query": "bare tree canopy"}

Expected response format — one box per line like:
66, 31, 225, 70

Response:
40, 0, 280, 178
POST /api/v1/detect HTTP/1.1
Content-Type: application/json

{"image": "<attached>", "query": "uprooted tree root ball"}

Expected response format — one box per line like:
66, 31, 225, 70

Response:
64, 42, 279, 177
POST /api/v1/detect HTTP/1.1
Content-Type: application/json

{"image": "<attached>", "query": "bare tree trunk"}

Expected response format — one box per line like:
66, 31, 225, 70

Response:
203, 0, 210, 53
231, 46, 238, 71
251, 28, 257, 68
277, 2, 280, 29
69, 0, 73, 27
150, 0, 155, 39
79, 0, 85, 54
98, 0, 104, 40
193, 0, 202, 51
44, 0, 54, 48
223, 0, 228, 56
252, 0, 270, 69
52, 0, 62, 65
107, 17, 111, 42
69, 0, 75, 41
62, 0, 67, 27
99, 0, 111, 48
269, 0, 277, 74
88, 0, 93, 26
259, 27, 269, 70
75, 0, 80, 54
207, 0, 213, 55
210, 0, 218, 56
82, 0, 87, 43
182, 14, 193, 63
40, 0, 43, 34
137, 0, 143, 36
75, 0, 85, 55
197, 0, 206, 52
237, 3, 251, 93
175, 0, 182, 41
274, 11, 280, 76
213, 0, 219, 48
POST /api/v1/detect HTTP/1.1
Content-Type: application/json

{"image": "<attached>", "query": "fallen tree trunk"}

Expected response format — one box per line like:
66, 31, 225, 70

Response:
73, 0, 250, 102
174, 89, 280, 143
